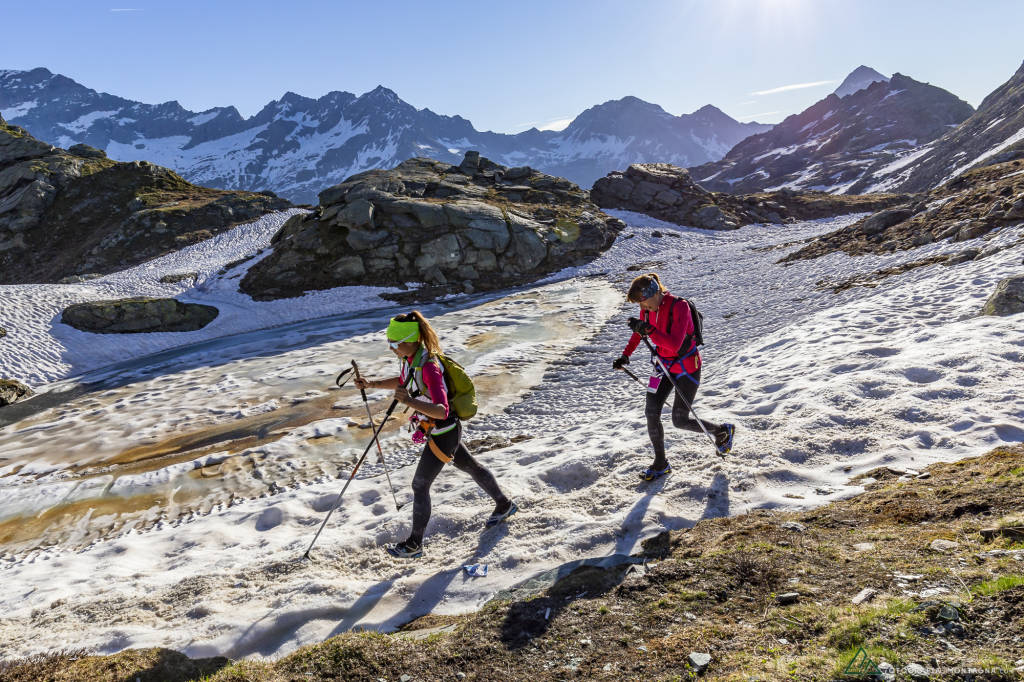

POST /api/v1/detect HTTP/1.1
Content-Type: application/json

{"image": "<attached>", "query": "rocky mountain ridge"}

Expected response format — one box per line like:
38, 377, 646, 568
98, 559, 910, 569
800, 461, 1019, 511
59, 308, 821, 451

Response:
0, 114, 290, 284
0, 68, 771, 204
689, 71, 974, 195
867, 60, 1024, 193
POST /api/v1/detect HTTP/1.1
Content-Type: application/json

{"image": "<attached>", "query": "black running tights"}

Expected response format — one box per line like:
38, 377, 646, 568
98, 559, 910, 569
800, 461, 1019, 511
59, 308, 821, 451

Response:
408, 420, 508, 546
645, 366, 720, 468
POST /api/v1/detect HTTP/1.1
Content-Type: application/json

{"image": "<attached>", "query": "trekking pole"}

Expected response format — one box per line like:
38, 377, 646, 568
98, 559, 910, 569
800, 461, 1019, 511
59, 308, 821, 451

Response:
640, 335, 722, 455
303, 378, 409, 559
351, 359, 403, 511
618, 365, 644, 386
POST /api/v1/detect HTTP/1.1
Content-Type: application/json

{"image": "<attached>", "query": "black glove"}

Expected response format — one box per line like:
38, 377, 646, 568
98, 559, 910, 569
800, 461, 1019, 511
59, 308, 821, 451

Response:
612, 354, 630, 370
627, 317, 654, 335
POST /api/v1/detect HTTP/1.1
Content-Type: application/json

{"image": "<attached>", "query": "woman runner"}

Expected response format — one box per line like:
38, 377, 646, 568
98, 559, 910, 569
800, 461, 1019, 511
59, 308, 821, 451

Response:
355, 311, 517, 558
613, 273, 736, 481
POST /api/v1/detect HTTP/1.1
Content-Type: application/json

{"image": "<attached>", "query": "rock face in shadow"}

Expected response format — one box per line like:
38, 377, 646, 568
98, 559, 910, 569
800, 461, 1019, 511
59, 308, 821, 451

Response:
240, 152, 624, 300
591, 163, 909, 228
687, 72, 973, 195
883, 60, 1024, 193
983, 276, 1024, 316
783, 158, 1024, 261
0, 114, 291, 285
61, 298, 219, 333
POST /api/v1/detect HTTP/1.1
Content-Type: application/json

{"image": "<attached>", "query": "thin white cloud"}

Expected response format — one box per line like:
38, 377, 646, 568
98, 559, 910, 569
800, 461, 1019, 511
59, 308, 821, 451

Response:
738, 111, 780, 121
109, 8, 143, 12
750, 80, 835, 96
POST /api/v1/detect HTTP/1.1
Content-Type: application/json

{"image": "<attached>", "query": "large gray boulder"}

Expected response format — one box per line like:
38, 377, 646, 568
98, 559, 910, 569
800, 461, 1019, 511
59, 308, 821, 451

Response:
241, 153, 623, 300
62, 298, 219, 333
591, 163, 906, 230
982, 276, 1024, 316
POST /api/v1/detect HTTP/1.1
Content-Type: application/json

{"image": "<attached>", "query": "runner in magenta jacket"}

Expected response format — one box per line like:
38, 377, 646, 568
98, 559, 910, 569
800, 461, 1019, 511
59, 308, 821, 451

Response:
613, 272, 735, 481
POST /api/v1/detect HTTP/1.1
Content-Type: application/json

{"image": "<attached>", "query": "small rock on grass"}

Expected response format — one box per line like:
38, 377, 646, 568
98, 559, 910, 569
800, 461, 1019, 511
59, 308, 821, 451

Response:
688, 652, 711, 673
852, 588, 878, 605
904, 662, 930, 680
781, 521, 806, 532
929, 539, 959, 552
776, 592, 800, 605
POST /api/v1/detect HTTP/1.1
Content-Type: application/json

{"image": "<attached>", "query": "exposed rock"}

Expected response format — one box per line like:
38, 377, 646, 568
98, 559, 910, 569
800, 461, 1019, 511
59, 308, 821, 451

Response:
887, 60, 1024, 192
852, 588, 878, 605
784, 158, 1024, 261
241, 153, 623, 300
0, 378, 34, 406
687, 652, 711, 674
689, 72, 973, 194
61, 298, 219, 333
982, 276, 1024, 316
904, 663, 930, 680
776, 592, 800, 605
159, 272, 199, 285
591, 163, 907, 230
0, 114, 292, 285
0, 326, 6, 338
781, 521, 807, 532
929, 539, 959, 552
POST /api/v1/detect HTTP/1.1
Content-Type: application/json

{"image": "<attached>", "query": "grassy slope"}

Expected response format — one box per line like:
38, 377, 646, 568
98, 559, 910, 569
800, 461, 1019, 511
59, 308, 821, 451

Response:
2, 445, 1022, 682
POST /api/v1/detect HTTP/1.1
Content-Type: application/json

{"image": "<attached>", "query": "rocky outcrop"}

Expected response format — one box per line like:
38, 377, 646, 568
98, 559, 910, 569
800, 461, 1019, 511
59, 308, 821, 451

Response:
0, 378, 34, 406
591, 163, 909, 229
875, 60, 1024, 193
0, 114, 291, 285
982, 276, 1024, 316
240, 152, 623, 300
61, 298, 219, 333
784, 158, 1024, 261
689, 71, 973, 195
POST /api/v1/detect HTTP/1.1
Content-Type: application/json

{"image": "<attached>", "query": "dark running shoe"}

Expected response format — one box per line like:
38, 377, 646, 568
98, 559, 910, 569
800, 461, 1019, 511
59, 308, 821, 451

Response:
640, 465, 672, 482
386, 540, 423, 559
486, 500, 518, 528
716, 423, 736, 455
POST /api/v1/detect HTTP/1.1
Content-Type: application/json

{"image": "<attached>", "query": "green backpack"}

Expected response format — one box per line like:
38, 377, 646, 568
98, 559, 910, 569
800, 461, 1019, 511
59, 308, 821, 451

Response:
437, 353, 478, 420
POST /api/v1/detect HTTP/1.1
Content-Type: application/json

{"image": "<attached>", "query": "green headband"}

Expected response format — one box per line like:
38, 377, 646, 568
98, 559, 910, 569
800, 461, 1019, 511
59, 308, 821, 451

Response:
386, 318, 420, 343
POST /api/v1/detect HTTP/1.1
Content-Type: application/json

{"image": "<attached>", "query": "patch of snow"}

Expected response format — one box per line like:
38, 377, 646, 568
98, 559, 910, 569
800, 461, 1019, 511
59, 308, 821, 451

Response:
2, 100, 39, 119
61, 110, 119, 133
983, 117, 1006, 133
188, 111, 220, 126
945, 125, 1024, 183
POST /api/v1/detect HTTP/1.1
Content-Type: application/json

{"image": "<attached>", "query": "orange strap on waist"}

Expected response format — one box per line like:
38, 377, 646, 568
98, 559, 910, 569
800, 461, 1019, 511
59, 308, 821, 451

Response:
428, 437, 453, 464
418, 418, 453, 464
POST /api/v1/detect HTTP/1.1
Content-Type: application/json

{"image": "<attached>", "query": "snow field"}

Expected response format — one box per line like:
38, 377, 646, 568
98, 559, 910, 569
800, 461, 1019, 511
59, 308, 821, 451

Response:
0, 209, 1021, 661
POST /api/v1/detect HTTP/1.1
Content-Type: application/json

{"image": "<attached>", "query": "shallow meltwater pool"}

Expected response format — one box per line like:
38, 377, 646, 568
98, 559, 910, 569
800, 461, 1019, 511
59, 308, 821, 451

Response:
0, 278, 621, 557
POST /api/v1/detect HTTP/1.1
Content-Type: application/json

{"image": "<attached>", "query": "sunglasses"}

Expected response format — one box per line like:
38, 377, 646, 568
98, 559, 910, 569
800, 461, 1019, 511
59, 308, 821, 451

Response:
388, 331, 418, 350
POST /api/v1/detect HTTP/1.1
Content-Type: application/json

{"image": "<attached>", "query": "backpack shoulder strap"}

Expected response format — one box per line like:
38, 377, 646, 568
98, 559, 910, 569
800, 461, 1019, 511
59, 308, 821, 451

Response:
665, 295, 683, 335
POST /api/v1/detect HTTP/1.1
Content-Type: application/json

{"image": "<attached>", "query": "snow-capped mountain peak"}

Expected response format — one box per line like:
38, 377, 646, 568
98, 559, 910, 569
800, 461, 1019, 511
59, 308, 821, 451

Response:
834, 65, 890, 98
0, 69, 771, 202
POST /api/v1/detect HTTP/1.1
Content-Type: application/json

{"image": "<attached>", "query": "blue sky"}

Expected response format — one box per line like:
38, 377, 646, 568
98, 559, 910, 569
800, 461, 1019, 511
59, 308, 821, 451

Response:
3, 1, 1022, 133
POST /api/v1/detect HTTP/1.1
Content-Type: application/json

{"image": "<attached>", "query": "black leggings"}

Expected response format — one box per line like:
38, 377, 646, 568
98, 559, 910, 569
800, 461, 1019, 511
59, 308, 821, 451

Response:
645, 366, 721, 468
408, 419, 508, 546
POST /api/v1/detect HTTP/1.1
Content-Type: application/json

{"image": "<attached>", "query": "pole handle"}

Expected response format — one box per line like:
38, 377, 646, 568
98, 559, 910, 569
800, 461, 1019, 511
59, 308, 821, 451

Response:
351, 359, 368, 401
